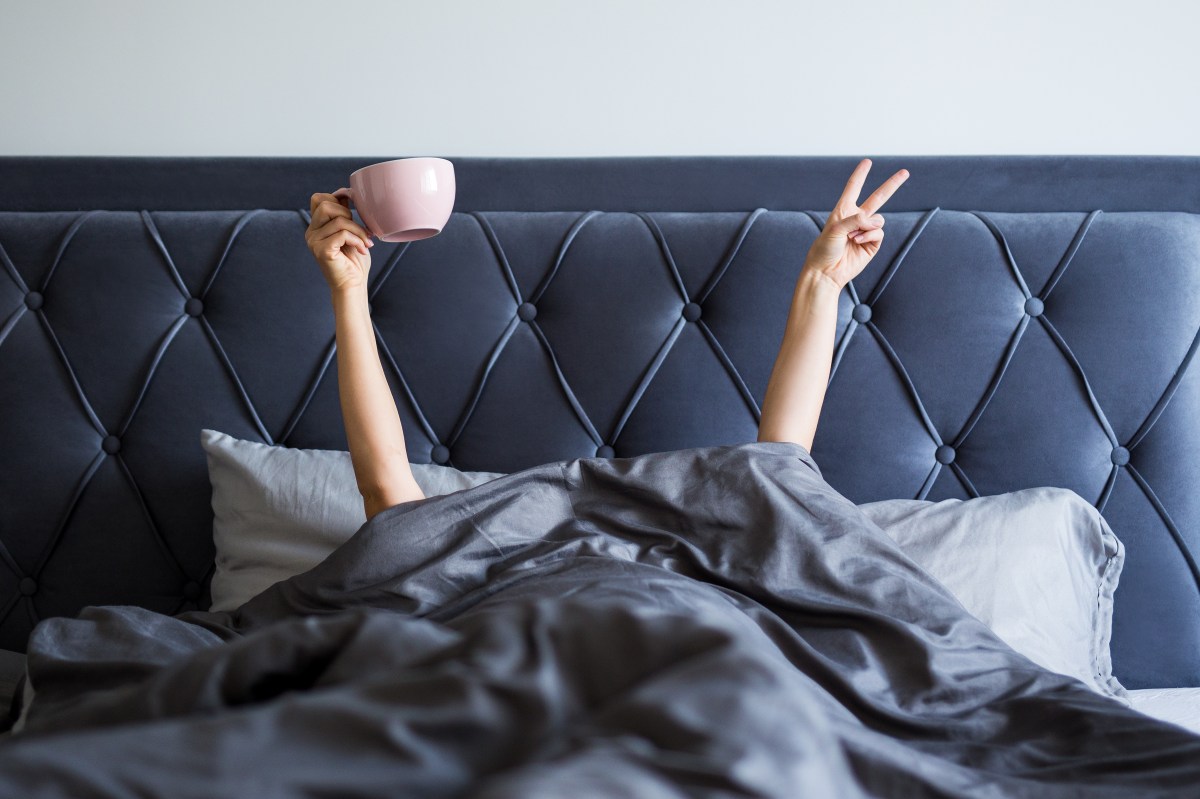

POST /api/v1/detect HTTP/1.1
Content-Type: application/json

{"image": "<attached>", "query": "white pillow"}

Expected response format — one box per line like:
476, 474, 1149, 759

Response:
859, 489, 1127, 701
200, 429, 504, 612
200, 429, 1126, 701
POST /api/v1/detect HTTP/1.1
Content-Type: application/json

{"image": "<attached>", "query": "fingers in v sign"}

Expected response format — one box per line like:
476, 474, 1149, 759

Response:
837, 158, 910, 217
806, 158, 910, 290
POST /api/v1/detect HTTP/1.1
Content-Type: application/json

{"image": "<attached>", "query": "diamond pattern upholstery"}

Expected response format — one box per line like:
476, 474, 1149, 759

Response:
1, 159, 1198, 688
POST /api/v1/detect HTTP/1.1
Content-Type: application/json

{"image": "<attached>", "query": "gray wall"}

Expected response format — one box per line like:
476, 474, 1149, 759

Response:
1, 0, 1195, 156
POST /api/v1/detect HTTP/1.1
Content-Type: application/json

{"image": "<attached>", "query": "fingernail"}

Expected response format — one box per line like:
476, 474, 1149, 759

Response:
366, 239, 374, 247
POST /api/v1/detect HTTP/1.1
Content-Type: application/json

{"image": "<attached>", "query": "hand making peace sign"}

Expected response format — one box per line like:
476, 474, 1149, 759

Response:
803, 159, 910, 291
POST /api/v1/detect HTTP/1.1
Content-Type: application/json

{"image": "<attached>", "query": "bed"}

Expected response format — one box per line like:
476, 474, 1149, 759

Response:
0, 155, 1198, 795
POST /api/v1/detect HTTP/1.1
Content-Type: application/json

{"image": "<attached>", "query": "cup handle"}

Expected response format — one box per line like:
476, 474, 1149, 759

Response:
332, 187, 376, 239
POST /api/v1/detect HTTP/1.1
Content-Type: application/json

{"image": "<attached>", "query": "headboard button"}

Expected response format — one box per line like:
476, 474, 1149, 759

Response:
431, 445, 450, 464
25, 291, 43, 310
935, 445, 956, 465
18, 578, 37, 596
682, 303, 702, 322
852, 303, 872, 324
185, 297, 204, 317
517, 302, 537, 322
1111, 446, 1131, 466
1024, 297, 1044, 317
102, 435, 122, 455
596, 445, 615, 458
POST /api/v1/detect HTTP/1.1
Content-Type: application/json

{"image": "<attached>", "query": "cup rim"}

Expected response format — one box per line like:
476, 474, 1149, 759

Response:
350, 157, 453, 179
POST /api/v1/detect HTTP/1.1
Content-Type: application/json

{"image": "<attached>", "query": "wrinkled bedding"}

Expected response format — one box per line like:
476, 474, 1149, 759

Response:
2, 442, 1198, 797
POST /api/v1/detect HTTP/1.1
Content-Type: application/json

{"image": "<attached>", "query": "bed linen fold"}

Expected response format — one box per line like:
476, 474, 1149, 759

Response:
3, 442, 1198, 797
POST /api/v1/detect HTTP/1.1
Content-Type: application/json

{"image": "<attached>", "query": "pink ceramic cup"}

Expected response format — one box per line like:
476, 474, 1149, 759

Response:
333, 157, 456, 242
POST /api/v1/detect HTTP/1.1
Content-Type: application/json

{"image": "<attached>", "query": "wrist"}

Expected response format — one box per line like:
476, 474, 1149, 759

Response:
330, 282, 369, 304
795, 267, 843, 304
330, 284, 371, 319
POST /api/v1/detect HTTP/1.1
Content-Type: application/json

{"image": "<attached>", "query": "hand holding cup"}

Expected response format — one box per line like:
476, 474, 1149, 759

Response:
305, 157, 457, 293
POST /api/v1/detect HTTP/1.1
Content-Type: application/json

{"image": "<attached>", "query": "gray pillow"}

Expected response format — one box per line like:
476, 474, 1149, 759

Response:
860, 489, 1127, 701
201, 429, 504, 612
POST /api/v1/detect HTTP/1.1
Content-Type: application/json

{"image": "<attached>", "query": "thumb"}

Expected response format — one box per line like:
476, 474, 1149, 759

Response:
827, 210, 883, 237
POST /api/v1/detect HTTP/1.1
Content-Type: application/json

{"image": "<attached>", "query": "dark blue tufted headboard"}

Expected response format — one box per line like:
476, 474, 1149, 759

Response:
1, 156, 1198, 688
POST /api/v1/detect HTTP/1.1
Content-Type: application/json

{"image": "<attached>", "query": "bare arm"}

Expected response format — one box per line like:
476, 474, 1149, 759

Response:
306, 193, 425, 519
757, 271, 841, 450
758, 159, 909, 451
330, 284, 425, 517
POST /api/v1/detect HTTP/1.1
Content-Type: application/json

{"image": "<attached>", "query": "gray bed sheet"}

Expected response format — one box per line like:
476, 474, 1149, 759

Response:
2, 442, 1198, 797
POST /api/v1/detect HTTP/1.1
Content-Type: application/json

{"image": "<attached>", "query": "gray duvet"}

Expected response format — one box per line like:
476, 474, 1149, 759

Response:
2, 442, 1198, 797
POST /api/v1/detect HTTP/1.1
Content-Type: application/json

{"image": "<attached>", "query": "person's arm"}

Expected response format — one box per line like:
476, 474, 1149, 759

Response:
758, 159, 909, 451
305, 192, 425, 519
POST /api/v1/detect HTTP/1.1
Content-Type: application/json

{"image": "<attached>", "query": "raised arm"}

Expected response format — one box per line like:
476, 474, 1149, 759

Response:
305, 192, 425, 518
757, 159, 909, 451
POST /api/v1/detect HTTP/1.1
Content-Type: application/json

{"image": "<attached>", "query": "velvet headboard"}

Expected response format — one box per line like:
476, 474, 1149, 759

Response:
1, 156, 1198, 689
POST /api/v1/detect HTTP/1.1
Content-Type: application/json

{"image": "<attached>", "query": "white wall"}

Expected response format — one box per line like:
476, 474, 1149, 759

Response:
1, 0, 1196, 156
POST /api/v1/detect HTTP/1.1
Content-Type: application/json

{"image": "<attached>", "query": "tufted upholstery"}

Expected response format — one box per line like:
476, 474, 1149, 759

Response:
0, 157, 1198, 688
